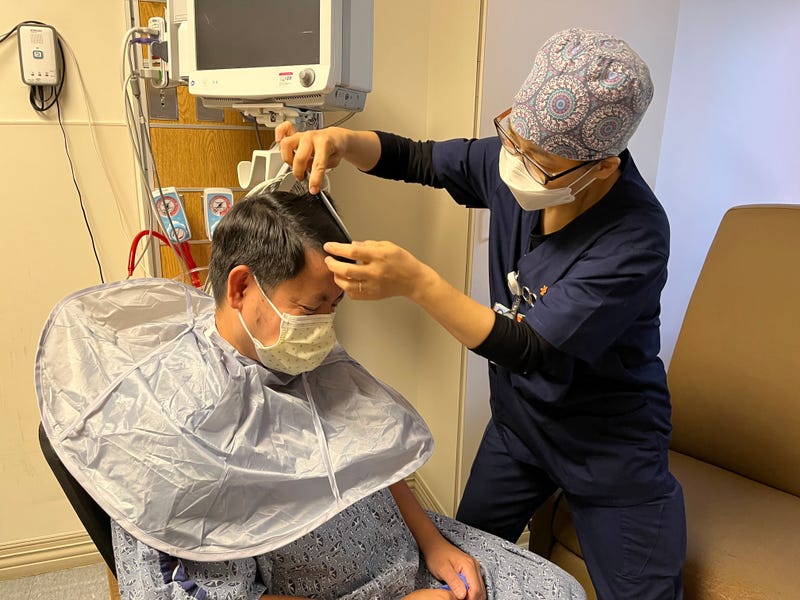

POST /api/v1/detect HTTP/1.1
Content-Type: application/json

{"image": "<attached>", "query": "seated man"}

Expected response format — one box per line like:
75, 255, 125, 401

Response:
35, 191, 585, 600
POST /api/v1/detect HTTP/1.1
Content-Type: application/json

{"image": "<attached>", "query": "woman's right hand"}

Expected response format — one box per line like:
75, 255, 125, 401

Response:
274, 122, 380, 194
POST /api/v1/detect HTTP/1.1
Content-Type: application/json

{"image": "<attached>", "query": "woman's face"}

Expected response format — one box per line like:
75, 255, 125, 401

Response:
506, 126, 597, 189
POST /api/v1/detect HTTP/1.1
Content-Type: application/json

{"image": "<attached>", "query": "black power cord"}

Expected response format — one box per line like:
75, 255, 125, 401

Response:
0, 20, 44, 43
57, 97, 105, 283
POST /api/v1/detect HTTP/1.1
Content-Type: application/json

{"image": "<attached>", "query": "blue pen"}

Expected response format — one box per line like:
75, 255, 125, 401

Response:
441, 573, 469, 591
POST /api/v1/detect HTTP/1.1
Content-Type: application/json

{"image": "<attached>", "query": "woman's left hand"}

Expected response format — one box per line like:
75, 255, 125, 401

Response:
324, 239, 496, 350
323, 240, 434, 301
423, 538, 487, 600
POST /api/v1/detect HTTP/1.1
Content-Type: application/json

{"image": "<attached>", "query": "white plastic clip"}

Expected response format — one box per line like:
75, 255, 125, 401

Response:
237, 148, 286, 190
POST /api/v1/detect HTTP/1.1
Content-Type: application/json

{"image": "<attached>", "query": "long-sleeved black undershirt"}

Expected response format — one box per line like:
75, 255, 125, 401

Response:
368, 131, 441, 186
366, 131, 551, 374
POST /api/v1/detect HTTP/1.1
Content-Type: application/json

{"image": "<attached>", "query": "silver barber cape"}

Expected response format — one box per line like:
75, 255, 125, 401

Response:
35, 279, 433, 561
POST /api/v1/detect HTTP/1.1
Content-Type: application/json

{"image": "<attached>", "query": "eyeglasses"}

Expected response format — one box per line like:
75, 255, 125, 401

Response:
493, 108, 593, 185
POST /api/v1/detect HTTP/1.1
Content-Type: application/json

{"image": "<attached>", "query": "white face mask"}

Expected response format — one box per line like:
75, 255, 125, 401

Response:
238, 277, 336, 375
498, 147, 597, 211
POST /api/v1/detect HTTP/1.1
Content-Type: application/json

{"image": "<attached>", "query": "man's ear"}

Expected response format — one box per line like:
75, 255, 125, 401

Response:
226, 265, 251, 310
594, 155, 622, 180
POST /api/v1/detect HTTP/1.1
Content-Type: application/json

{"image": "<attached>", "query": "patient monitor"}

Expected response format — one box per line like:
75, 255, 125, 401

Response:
165, 0, 374, 127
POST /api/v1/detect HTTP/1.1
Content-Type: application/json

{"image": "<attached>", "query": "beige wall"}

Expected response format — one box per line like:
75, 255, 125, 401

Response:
330, 0, 482, 515
414, 1, 482, 515
0, 0, 142, 578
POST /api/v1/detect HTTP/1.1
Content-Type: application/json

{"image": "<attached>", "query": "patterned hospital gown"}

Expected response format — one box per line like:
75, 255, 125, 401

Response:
112, 488, 585, 599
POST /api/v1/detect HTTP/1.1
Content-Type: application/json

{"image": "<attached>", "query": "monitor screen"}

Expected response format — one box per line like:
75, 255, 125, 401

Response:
195, 0, 321, 71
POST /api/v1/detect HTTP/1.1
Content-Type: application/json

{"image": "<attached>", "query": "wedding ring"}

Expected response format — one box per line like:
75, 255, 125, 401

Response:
358, 280, 363, 293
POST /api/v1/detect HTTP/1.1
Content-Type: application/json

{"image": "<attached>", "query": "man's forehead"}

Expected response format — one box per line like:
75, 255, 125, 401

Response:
290, 259, 343, 304
302, 288, 344, 303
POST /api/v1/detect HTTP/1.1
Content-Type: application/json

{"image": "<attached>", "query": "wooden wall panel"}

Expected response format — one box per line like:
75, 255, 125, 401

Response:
138, 1, 163, 25
175, 86, 259, 127
179, 191, 204, 241
150, 128, 261, 189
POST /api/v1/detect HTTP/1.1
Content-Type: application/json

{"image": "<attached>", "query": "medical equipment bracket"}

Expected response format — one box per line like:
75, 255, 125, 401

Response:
232, 102, 322, 131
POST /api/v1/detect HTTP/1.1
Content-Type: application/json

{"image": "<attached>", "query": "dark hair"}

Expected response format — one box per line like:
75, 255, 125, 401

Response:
208, 190, 350, 305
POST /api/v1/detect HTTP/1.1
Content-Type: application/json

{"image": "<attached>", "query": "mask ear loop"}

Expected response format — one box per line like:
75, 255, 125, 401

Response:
238, 275, 285, 354
251, 274, 284, 319
237, 303, 284, 354
237, 310, 259, 343
569, 163, 600, 196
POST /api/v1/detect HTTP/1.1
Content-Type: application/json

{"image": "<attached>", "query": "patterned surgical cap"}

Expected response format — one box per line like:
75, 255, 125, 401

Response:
511, 28, 654, 161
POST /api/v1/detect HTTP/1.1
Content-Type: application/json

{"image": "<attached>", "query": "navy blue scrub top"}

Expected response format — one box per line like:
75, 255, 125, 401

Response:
432, 137, 674, 505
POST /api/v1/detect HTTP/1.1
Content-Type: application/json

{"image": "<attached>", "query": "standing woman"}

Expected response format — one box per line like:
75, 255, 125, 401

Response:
278, 28, 686, 600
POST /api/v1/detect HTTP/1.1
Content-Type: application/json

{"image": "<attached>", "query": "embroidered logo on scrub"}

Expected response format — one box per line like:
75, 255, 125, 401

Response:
539, 285, 548, 296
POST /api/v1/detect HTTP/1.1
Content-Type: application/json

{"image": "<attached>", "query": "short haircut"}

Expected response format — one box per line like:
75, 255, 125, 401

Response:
208, 190, 350, 305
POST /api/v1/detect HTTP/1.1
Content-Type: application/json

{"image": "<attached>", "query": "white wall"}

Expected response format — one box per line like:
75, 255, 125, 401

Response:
656, 0, 800, 365
478, 0, 681, 184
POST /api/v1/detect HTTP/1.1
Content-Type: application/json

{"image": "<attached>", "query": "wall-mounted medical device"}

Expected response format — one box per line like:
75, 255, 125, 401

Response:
18, 24, 61, 86
151, 187, 191, 243
165, 0, 373, 118
202, 188, 234, 239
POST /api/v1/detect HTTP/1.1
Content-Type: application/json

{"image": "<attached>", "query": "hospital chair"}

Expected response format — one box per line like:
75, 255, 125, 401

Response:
37, 423, 117, 578
529, 204, 800, 599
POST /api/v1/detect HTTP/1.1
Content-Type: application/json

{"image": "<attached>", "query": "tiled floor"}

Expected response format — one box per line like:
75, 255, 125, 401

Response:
0, 563, 109, 600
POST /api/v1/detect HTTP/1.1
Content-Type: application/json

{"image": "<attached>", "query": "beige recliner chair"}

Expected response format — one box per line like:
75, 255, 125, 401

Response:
529, 204, 800, 599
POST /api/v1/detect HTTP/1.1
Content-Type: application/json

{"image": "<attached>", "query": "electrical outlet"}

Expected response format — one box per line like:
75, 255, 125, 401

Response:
147, 84, 179, 120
